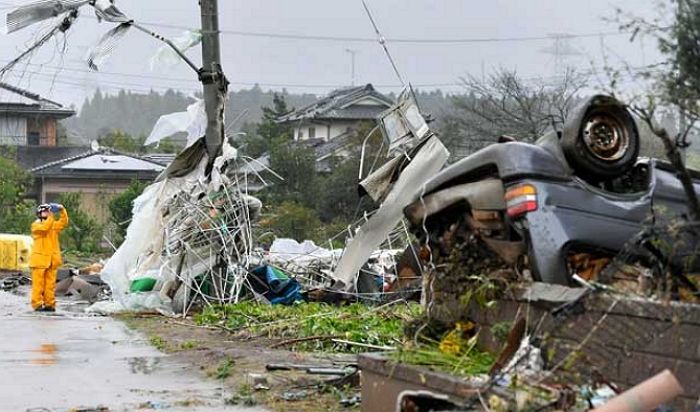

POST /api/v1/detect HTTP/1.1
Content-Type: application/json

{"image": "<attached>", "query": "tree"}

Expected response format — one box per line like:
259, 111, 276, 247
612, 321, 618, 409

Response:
267, 139, 319, 208
58, 192, 103, 253
446, 68, 585, 154
98, 130, 141, 153
0, 152, 35, 234
317, 156, 361, 223
614, 0, 700, 220
242, 94, 293, 158
261, 201, 323, 243
316, 121, 383, 224
109, 180, 148, 244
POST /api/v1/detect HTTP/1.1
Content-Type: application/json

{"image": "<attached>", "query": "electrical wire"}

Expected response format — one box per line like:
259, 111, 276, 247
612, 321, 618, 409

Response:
0, 0, 634, 45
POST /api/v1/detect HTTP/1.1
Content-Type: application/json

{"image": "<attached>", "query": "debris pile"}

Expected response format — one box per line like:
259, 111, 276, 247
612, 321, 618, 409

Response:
90, 141, 264, 315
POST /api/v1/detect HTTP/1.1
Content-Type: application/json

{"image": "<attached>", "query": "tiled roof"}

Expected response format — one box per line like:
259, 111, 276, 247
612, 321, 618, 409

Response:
31, 148, 164, 179
277, 84, 392, 123
0, 82, 74, 118
14, 146, 92, 171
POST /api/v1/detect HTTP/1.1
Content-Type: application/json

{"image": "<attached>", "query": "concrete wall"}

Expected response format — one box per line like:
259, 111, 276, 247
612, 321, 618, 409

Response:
40, 178, 134, 224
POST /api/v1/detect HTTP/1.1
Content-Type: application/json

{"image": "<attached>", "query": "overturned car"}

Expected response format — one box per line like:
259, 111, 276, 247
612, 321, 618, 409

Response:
404, 95, 700, 285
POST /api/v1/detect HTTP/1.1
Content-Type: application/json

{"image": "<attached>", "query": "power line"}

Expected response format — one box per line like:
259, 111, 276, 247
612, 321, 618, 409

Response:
1, 58, 465, 90
140, 21, 631, 45
0, 1, 630, 45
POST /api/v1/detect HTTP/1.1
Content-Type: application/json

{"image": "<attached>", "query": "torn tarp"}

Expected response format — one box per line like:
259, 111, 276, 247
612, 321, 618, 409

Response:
249, 266, 304, 305
332, 135, 449, 291
145, 99, 207, 149
150, 29, 202, 71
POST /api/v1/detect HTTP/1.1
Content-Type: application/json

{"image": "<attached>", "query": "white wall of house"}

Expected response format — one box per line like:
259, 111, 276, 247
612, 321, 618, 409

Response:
0, 115, 27, 145
294, 120, 358, 142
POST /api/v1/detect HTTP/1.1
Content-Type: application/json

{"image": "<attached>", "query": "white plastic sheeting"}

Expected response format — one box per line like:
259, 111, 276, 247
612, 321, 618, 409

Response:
144, 99, 207, 149
266, 238, 343, 280
268, 238, 337, 262
92, 142, 244, 315
150, 29, 202, 71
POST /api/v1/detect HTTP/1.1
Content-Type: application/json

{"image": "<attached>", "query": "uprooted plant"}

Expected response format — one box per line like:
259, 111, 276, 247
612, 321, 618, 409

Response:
195, 301, 422, 353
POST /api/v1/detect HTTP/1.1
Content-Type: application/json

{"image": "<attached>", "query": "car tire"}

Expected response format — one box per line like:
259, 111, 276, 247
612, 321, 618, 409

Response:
561, 96, 640, 180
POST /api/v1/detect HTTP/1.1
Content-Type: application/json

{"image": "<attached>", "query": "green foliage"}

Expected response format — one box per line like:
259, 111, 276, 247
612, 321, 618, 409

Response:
72, 88, 195, 141
392, 341, 495, 377
98, 130, 141, 153
149, 335, 168, 351
490, 321, 513, 344
267, 140, 319, 206
261, 201, 323, 243
241, 94, 293, 158
58, 192, 103, 253
658, 0, 700, 113
214, 358, 236, 380
195, 301, 422, 353
109, 180, 148, 244
67, 87, 452, 147
179, 340, 198, 350
316, 156, 364, 223
98, 130, 182, 154
0, 154, 35, 234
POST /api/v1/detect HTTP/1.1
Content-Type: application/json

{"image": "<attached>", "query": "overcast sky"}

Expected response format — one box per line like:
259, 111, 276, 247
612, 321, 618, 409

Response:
0, 0, 662, 108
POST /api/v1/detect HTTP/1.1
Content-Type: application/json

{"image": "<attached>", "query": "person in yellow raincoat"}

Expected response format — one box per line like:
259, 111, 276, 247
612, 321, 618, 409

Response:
29, 203, 69, 312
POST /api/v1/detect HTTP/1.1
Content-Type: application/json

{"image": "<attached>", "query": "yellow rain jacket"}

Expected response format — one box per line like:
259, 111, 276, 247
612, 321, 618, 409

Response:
29, 208, 69, 269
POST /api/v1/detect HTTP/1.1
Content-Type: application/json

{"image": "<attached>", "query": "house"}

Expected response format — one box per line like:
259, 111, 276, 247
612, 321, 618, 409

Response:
278, 83, 393, 142
0, 82, 75, 146
29, 148, 165, 223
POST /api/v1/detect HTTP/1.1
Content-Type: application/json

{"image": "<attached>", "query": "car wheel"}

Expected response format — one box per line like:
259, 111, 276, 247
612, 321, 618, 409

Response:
561, 95, 640, 180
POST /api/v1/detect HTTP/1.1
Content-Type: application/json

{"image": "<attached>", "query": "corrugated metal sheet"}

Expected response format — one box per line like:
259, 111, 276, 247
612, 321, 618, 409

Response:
61, 154, 165, 172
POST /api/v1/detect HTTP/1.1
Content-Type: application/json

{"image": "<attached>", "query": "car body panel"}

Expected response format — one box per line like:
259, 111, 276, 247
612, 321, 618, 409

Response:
405, 136, 699, 285
421, 133, 572, 195
516, 173, 654, 284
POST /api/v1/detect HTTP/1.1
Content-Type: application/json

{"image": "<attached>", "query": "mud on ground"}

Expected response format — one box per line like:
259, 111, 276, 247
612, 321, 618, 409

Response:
118, 314, 360, 412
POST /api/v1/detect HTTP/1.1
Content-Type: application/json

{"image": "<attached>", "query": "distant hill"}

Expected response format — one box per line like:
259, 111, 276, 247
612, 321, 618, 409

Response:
64, 86, 456, 144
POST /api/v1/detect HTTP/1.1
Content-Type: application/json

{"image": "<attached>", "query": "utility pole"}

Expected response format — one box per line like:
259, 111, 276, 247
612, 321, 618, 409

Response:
199, 0, 228, 163
345, 48, 357, 86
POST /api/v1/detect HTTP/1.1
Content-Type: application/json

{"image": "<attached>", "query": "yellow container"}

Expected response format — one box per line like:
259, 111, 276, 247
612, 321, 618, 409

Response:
0, 234, 33, 271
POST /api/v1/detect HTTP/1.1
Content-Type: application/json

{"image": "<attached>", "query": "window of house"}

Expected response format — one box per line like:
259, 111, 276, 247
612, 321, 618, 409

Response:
298, 129, 304, 139
27, 132, 40, 146
308, 127, 316, 139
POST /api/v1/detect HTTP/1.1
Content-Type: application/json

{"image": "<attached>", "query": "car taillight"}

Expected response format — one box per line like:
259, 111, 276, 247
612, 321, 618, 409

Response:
505, 184, 537, 218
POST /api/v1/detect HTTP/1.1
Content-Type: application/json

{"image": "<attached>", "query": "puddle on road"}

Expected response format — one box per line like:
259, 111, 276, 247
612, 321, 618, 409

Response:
30, 343, 58, 366
0, 287, 261, 411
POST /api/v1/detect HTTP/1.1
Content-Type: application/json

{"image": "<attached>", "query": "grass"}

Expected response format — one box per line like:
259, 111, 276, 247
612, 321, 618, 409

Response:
213, 358, 236, 380
225, 383, 257, 407
179, 340, 198, 350
149, 335, 168, 352
391, 341, 495, 377
195, 301, 422, 353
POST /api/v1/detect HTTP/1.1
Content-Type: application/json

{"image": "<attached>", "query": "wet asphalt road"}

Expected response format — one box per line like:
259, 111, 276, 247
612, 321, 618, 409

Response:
0, 289, 263, 411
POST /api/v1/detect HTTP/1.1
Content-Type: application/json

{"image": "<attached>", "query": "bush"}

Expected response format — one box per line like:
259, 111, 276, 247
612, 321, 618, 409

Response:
58, 193, 103, 253
261, 201, 323, 243
109, 179, 148, 245
0, 154, 35, 234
